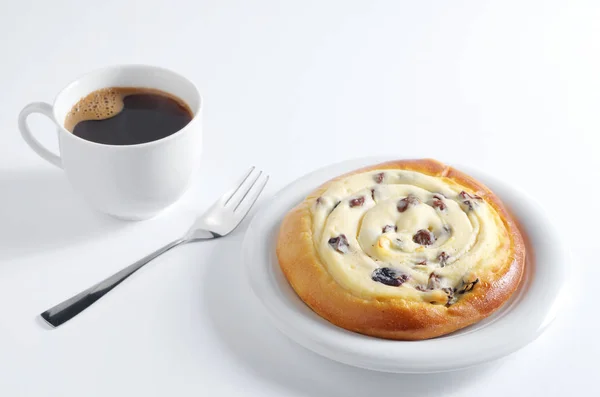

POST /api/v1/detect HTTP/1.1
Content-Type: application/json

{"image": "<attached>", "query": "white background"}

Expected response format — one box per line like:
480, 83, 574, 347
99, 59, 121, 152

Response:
0, 0, 596, 395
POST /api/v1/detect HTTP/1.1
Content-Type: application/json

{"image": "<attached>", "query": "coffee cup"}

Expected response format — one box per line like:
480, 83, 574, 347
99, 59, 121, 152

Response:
18, 65, 202, 220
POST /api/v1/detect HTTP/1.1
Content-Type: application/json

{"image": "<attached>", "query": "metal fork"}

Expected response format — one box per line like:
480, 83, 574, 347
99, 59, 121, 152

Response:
40, 167, 269, 328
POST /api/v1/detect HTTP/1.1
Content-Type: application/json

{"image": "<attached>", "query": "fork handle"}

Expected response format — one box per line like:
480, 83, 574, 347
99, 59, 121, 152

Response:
41, 238, 187, 328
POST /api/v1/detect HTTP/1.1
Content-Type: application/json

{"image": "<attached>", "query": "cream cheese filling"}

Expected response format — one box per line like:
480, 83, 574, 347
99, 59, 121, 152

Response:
310, 170, 510, 303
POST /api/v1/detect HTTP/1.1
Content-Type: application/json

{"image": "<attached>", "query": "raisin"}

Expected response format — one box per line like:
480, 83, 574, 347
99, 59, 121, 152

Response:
397, 194, 420, 212
437, 251, 450, 267
428, 272, 441, 289
415, 285, 427, 292
432, 198, 447, 211
371, 188, 376, 201
328, 234, 349, 253
374, 172, 384, 184
459, 191, 482, 200
371, 267, 409, 287
349, 196, 365, 208
382, 225, 397, 233
316, 197, 323, 205
442, 287, 455, 306
463, 200, 474, 211
397, 199, 409, 212
416, 260, 427, 266
458, 278, 479, 294
413, 229, 435, 245
459, 191, 482, 211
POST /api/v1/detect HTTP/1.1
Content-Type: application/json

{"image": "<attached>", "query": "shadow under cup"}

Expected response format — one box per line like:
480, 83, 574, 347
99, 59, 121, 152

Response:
53, 66, 202, 220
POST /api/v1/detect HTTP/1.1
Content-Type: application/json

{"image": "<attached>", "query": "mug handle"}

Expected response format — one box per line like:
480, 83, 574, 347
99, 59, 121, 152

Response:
18, 102, 62, 168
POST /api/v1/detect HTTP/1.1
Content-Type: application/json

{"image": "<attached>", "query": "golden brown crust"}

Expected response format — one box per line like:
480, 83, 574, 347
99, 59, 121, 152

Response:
276, 159, 526, 340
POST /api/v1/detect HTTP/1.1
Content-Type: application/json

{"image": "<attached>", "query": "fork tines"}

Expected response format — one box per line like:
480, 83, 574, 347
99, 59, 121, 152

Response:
225, 166, 269, 213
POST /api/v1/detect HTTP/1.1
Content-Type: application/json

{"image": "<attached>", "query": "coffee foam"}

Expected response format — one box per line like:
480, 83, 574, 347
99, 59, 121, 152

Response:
63, 87, 191, 132
64, 88, 128, 132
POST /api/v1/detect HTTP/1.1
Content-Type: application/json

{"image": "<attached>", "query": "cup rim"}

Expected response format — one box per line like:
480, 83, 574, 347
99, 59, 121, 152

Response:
52, 64, 202, 149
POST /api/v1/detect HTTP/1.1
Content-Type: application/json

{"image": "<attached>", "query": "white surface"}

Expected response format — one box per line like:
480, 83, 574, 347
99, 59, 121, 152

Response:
0, 0, 596, 395
18, 65, 203, 220
244, 157, 569, 373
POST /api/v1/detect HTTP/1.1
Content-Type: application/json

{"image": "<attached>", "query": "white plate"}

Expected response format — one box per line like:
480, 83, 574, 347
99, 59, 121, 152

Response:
243, 157, 570, 373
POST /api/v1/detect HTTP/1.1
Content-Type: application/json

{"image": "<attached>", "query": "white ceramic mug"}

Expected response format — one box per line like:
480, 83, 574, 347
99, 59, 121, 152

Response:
18, 65, 202, 220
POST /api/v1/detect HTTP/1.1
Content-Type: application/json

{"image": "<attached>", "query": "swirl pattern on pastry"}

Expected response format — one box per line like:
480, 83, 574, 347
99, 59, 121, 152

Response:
312, 169, 504, 305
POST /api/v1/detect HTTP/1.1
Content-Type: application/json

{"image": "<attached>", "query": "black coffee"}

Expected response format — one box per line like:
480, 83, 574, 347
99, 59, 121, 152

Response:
64, 87, 193, 145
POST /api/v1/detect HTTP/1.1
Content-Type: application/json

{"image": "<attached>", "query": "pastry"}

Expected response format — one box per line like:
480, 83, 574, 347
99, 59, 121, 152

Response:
277, 159, 525, 340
